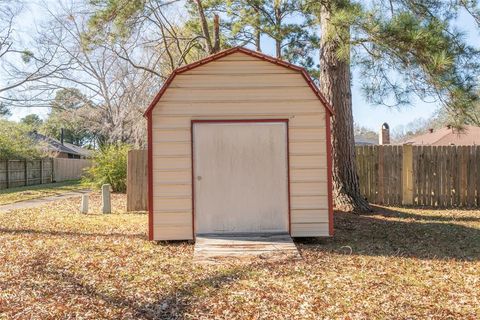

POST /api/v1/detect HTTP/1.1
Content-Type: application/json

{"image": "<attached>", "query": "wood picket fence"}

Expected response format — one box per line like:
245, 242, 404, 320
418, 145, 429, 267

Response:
0, 159, 54, 189
0, 158, 91, 190
126, 146, 480, 210
355, 145, 480, 207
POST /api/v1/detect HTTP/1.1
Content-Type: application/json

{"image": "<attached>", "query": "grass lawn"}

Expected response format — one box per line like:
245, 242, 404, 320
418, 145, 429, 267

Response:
0, 180, 86, 205
0, 194, 479, 319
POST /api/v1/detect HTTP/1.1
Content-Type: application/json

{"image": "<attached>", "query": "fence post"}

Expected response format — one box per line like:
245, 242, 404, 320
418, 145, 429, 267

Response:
51, 158, 55, 182
102, 184, 111, 214
402, 144, 414, 205
80, 194, 89, 214
40, 159, 43, 184
24, 159, 28, 186
5, 160, 9, 189
377, 146, 384, 204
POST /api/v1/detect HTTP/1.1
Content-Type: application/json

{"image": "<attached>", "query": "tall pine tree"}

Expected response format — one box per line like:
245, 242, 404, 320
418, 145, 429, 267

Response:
306, 0, 480, 212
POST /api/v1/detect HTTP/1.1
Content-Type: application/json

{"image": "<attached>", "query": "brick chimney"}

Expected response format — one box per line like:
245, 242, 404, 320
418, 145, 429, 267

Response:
379, 122, 390, 145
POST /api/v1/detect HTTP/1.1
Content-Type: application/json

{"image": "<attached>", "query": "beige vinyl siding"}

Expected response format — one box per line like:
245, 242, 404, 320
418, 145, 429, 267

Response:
171, 74, 310, 88
152, 170, 190, 184
153, 157, 190, 171
187, 59, 298, 74
151, 113, 326, 130
291, 155, 327, 169
154, 100, 322, 116
290, 128, 326, 141
212, 52, 260, 61
151, 52, 329, 240
162, 87, 315, 102
291, 210, 329, 223
153, 184, 191, 197
291, 196, 329, 209
291, 223, 329, 237
291, 182, 328, 196
152, 129, 190, 142
153, 197, 191, 212
153, 224, 192, 241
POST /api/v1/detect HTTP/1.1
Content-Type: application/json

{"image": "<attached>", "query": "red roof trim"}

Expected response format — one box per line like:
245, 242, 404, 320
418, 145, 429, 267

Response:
143, 46, 334, 117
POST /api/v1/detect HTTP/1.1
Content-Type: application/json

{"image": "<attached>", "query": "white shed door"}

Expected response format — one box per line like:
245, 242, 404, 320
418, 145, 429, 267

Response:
193, 122, 289, 234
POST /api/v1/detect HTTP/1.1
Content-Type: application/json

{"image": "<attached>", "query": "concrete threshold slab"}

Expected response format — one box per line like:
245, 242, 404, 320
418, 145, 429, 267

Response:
193, 233, 301, 264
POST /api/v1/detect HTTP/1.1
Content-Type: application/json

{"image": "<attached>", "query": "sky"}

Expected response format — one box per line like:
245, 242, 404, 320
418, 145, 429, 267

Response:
5, 2, 480, 135
350, 9, 480, 133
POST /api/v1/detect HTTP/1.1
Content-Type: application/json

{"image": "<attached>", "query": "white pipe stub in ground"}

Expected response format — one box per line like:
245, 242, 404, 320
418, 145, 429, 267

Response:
102, 184, 111, 214
80, 194, 89, 214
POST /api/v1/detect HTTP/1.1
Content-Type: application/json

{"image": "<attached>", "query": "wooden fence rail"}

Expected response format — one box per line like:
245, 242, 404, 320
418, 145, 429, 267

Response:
53, 158, 91, 182
0, 158, 91, 190
356, 145, 480, 207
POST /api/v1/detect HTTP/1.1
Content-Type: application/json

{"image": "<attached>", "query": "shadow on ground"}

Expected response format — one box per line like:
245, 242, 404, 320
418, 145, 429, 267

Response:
28, 251, 259, 320
5, 205, 479, 319
0, 228, 147, 240
296, 206, 480, 261
371, 205, 480, 222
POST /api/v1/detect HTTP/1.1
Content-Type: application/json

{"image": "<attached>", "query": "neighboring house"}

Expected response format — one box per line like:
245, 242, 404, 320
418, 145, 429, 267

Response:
403, 125, 480, 146
355, 123, 390, 145
354, 136, 377, 145
31, 132, 92, 159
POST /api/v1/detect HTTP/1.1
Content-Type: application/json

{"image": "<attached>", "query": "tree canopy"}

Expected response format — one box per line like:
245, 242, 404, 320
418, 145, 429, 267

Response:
20, 114, 43, 130
78, 0, 480, 123
0, 119, 41, 159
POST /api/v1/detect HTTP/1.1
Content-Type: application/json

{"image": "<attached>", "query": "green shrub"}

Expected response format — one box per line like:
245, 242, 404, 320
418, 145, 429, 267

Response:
83, 144, 130, 193
0, 119, 42, 159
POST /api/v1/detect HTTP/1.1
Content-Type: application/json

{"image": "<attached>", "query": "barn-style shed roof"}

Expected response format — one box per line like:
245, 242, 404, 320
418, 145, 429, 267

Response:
143, 46, 334, 117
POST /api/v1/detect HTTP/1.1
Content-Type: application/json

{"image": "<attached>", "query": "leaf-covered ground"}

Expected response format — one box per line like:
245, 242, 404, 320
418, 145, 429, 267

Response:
0, 180, 86, 205
0, 194, 479, 319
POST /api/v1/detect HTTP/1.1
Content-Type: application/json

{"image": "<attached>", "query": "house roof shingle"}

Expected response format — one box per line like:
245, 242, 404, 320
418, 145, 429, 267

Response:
30, 132, 92, 157
404, 125, 480, 146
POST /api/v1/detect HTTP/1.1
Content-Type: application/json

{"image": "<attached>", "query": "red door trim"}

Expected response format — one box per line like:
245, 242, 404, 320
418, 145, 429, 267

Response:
190, 121, 195, 241
285, 120, 292, 234
191, 119, 291, 238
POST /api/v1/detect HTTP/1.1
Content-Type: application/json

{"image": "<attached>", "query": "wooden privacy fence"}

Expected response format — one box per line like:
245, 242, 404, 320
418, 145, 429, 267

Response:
53, 158, 91, 182
356, 145, 480, 207
0, 158, 91, 190
0, 159, 53, 189
127, 150, 148, 211
127, 146, 480, 210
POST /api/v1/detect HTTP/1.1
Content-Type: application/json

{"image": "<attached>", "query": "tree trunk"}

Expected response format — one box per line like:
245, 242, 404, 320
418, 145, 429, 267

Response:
253, 8, 261, 52
194, 0, 213, 54
319, 5, 371, 213
212, 14, 220, 53
255, 28, 261, 52
274, 2, 281, 58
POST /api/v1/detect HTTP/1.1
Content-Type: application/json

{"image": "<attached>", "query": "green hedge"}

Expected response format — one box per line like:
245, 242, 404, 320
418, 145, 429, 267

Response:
83, 144, 129, 192
0, 119, 41, 159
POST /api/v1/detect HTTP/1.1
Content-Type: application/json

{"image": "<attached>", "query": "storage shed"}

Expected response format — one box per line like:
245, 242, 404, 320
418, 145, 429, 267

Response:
144, 47, 334, 241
